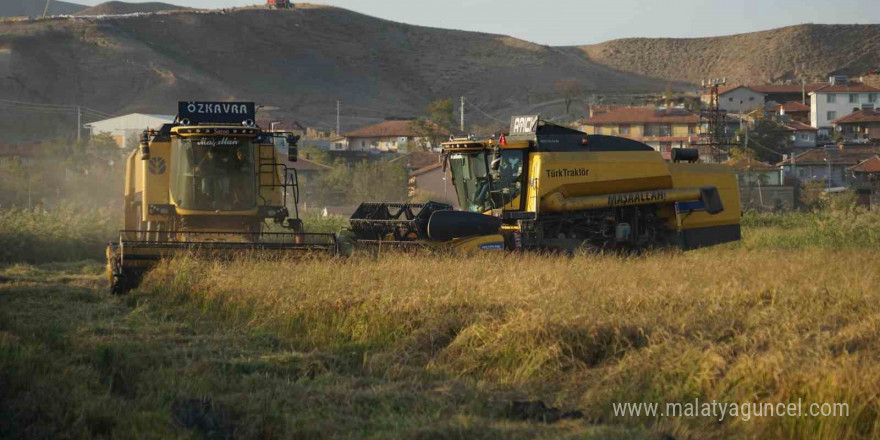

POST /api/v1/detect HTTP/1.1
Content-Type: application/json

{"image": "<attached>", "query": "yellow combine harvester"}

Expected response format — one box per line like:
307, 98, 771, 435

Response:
348, 115, 741, 252
106, 101, 337, 294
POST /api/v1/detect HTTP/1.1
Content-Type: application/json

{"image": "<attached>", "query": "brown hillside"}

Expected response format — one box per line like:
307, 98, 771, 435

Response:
75, 1, 187, 16
575, 24, 880, 85
0, 6, 672, 141
0, 0, 86, 17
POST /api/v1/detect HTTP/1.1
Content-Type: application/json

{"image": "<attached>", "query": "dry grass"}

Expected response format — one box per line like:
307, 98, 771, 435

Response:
2, 210, 880, 438
132, 247, 880, 439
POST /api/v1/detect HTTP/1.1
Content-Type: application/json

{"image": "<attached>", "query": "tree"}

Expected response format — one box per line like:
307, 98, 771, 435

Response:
554, 78, 585, 115
425, 99, 455, 133
740, 119, 792, 164
409, 99, 455, 151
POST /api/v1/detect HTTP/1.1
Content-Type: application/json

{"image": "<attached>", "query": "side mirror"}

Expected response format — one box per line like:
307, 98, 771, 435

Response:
139, 130, 150, 160
286, 134, 300, 162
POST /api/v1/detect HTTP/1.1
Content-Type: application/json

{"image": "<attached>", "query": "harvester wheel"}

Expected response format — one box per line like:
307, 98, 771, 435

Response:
110, 272, 128, 295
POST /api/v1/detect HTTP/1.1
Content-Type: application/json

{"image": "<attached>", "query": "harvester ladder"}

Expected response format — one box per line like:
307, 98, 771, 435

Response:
257, 142, 300, 218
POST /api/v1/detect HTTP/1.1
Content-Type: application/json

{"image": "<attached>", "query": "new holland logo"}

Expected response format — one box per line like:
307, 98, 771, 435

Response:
148, 157, 166, 175
479, 242, 504, 251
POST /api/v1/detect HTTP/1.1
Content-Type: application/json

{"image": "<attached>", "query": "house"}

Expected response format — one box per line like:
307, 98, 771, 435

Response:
830, 109, 880, 141
256, 120, 306, 136
389, 151, 441, 173
723, 157, 794, 210
578, 107, 701, 153
408, 163, 458, 208
777, 145, 879, 187
849, 155, 880, 207
705, 86, 765, 113
750, 83, 825, 107
809, 77, 880, 134
84, 113, 175, 148
278, 156, 332, 203
781, 120, 818, 150
774, 101, 811, 124
343, 118, 449, 154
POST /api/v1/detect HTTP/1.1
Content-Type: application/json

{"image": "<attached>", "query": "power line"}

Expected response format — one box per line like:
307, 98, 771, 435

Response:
465, 100, 507, 124
0, 98, 113, 118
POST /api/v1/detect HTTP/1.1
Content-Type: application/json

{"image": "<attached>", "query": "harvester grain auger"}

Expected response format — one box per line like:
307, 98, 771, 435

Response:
106, 101, 338, 294
346, 115, 742, 253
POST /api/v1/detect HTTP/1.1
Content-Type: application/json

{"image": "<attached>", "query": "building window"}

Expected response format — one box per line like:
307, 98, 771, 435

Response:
688, 124, 696, 134
728, 97, 733, 102
870, 93, 878, 103
660, 124, 672, 136
749, 96, 754, 101
849, 94, 859, 103
360, 140, 365, 147
827, 111, 836, 121
800, 133, 809, 141
619, 124, 630, 135
826, 94, 836, 103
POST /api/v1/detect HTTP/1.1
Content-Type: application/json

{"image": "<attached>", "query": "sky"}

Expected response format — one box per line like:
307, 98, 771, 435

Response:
71, 0, 880, 46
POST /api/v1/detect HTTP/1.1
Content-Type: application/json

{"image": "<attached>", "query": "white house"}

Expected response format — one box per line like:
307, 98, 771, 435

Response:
84, 113, 175, 148
704, 86, 765, 114
809, 78, 879, 135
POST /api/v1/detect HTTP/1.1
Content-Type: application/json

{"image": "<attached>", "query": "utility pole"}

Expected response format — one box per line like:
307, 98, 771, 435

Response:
76, 105, 81, 142
42, 0, 51, 17
335, 100, 340, 135
802, 79, 806, 105
460, 96, 465, 132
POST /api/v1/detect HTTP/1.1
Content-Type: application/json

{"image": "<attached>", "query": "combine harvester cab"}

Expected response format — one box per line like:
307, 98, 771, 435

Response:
106, 101, 338, 294
349, 114, 741, 253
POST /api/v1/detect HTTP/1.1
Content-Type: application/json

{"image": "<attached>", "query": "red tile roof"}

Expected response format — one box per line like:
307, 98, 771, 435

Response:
782, 121, 818, 131
716, 84, 826, 95
284, 157, 332, 172
812, 83, 880, 93
390, 151, 441, 169
831, 109, 880, 125
723, 157, 777, 171
344, 119, 449, 138
776, 101, 810, 113
751, 84, 826, 94
850, 155, 880, 173
410, 162, 442, 177
777, 147, 879, 166
580, 107, 699, 125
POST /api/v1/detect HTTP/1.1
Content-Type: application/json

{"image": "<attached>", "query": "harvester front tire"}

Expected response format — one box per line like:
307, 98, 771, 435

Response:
110, 273, 128, 296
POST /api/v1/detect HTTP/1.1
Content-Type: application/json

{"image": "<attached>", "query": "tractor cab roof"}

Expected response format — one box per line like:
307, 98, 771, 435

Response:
442, 115, 656, 154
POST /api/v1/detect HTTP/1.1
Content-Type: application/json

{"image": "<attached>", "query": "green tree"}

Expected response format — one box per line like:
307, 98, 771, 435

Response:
425, 99, 455, 133
741, 119, 792, 164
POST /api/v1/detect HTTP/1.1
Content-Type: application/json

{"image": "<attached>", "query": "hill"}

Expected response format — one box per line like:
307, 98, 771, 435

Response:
575, 24, 880, 85
0, 0, 86, 17
0, 6, 672, 140
75, 1, 186, 15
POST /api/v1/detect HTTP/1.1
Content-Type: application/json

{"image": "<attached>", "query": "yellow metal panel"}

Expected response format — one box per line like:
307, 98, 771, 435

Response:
141, 140, 171, 222
531, 151, 673, 212
668, 162, 741, 229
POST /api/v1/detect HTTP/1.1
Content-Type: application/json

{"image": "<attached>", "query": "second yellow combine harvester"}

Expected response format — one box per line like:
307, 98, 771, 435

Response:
348, 115, 741, 252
